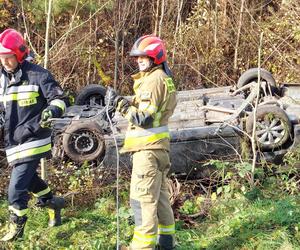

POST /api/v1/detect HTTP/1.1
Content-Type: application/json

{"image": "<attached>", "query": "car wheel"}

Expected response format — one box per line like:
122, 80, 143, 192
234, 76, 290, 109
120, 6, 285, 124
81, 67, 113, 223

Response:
237, 68, 278, 96
237, 68, 276, 88
246, 105, 292, 150
75, 84, 106, 106
62, 120, 105, 162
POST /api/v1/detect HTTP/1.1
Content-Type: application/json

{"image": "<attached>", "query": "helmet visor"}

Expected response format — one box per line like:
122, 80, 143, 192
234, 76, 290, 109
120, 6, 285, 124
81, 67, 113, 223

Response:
0, 43, 13, 55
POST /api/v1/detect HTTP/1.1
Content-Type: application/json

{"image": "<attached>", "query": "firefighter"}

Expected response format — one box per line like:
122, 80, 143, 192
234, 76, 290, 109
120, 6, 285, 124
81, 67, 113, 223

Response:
0, 29, 66, 241
106, 35, 177, 249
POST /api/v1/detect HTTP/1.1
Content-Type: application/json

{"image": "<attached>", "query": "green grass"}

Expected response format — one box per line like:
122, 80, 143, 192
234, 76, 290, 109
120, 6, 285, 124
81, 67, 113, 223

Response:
1, 185, 300, 249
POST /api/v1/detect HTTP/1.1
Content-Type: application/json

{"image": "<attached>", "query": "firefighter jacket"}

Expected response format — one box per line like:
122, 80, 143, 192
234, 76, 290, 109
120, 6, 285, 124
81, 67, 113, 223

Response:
119, 65, 177, 153
0, 60, 66, 166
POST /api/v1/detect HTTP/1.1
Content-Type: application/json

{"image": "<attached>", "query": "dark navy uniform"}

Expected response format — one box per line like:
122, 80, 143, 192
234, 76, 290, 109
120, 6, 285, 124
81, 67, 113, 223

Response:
0, 60, 66, 216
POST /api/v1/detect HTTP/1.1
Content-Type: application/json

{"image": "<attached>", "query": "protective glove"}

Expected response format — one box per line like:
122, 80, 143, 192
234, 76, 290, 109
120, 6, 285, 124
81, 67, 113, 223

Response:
105, 87, 130, 114
105, 87, 119, 108
40, 108, 53, 128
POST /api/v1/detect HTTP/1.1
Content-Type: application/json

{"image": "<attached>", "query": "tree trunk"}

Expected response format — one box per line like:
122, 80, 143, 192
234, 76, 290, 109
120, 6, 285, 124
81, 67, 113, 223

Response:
158, 0, 165, 37
44, 0, 53, 69
233, 0, 245, 71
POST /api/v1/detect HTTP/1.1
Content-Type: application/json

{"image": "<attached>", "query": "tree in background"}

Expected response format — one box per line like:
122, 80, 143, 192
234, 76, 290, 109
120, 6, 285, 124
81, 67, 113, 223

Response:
0, 0, 299, 93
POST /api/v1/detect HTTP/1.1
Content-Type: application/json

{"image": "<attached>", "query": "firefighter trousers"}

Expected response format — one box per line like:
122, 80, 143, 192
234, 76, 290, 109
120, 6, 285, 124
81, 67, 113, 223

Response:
8, 159, 52, 216
130, 149, 175, 250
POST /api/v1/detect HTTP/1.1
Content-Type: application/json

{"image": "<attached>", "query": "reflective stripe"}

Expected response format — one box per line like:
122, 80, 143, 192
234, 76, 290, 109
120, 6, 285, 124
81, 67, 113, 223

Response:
158, 224, 176, 235
132, 231, 157, 245
6, 137, 52, 163
6, 137, 51, 156
50, 99, 66, 112
125, 126, 168, 138
124, 132, 170, 149
138, 102, 157, 114
8, 206, 28, 217
0, 92, 39, 102
153, 112, 162, 127
0, 85, 39, 102
138, 102, 148, 111
5, 85, 39, 94
146, 104, 157, 113
7, 144, 51, 163
48, 208, 55, 220
32, 187, 51, 197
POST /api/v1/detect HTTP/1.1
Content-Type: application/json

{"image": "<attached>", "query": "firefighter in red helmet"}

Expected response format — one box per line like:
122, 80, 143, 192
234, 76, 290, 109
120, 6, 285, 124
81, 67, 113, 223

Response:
0, 29, 66, 241
106, 35, 177, 249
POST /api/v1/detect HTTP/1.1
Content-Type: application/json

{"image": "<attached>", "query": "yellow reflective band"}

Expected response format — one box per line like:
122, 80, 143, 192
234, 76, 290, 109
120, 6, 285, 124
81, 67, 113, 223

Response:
8, 206, 28, 217
48, 209, 55, 220
6, 137, 51, 156
32, 187, 51, 197
124, 132, 170, 149
158, 224, 176, 235
7, 143, 51, 163
0, 92, 39, 102
18, 98, 37, 107
50, 99, 66, 112
153, 112, 162, 127
146, 104, 157, 114
138, 102, 157, 113
132, 231, 157, 245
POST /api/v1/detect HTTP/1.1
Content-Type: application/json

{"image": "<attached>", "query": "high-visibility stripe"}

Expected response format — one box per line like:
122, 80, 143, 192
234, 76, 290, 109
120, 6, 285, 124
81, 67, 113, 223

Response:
8, 206, 28, 217
138, 102, 157, 113
5, 85, 39, 94
158, 224, 176, 235
32, 187, 51, 197
48, 208, 55, 220
0, 92, 39, 102
7, 143, 51, 163
153, 112, 162, 127
125, 125, 169, 138
50, 99, 66, 112
6, 137, 52, 163
124, 132, 170, 149
6, 137, 51, 156
124, 126, 170, 149
132, 231, 157, 245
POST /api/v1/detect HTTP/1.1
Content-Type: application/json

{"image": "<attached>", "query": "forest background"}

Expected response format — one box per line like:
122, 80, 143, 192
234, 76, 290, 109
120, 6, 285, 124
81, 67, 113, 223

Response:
1, 0, 300, 94
1, 0, 300, 249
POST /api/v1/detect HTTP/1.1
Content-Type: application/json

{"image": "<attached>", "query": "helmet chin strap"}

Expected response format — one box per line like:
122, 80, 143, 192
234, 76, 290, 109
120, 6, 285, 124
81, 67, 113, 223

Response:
162, 61, 173, 76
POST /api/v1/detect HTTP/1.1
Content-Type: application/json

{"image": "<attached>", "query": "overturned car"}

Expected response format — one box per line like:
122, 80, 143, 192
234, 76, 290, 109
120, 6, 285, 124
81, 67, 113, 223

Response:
52, 68, 300, 174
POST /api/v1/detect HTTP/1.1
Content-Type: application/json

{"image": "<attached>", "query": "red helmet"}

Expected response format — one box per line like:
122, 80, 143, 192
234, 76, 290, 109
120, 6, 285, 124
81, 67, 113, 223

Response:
0, 29, 28, 63
130, 35, 167, 65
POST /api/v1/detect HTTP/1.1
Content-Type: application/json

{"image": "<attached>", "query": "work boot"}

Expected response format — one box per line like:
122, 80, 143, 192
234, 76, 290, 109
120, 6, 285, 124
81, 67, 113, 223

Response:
45, 196, 65, 227
0, 213, 27, 242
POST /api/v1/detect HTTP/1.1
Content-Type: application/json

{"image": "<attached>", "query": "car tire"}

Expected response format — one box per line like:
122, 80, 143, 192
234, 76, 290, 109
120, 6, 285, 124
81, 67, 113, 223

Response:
237, 68, 276, 88
246, 105, 292, 150
62, 120, 105, 162
75, 84, 106, 106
